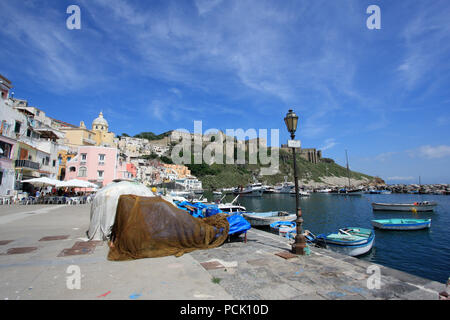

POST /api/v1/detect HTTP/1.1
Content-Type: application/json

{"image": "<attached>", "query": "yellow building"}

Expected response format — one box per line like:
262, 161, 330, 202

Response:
162, 163, 191, 179
56, 149, 77, 181
91, 112, 116, 147
58, 112, 116, 149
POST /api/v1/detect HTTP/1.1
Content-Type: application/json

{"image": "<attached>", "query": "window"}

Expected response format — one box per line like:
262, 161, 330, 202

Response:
69, 166, 76, 172
27, 129, 31, 137
79, 167, 87, 177
52, 160, 56, 167
0, 141, 12, 159
14, 121, 21, 133
98, 154, 105, 165
0, 170, 3, 185
97, 170, 104, 179
81, 153, 87, 161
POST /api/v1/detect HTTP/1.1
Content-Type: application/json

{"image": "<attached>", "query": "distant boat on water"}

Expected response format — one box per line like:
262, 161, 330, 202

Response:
372, 219, 431, 230
233, 183, 264, 197
372, 201, 437, 212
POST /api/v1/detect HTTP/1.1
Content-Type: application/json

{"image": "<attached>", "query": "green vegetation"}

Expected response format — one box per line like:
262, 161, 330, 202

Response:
185, 147, 374, 189
134, 131, 172, 141
211, 277, 222, 284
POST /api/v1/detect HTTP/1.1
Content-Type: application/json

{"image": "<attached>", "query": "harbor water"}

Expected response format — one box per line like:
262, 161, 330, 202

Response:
211, 192, 450, 284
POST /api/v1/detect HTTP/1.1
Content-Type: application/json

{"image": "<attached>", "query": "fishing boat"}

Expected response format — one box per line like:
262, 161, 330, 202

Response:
333, 150, 363, 196
269, 221, 296, 233
309, 227, 375, 257
372, 201, 437, 212
216, 195, 246, 214
233, 183, 264, 197
274, 177, 295, 193
241, 211, 296, 227
333, 188, 363, 196
371, 219, 431, 230
218, 203, 247, 214
290, 190, 311, 197
316, 188, 332, 193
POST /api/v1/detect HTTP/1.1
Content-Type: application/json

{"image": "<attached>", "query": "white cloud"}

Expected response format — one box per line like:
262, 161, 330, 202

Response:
319, 138, 337, 151
386, 176, 415, 181
415, 145, 450, 159
195, 0, 223, 15
374, 151, 397, 162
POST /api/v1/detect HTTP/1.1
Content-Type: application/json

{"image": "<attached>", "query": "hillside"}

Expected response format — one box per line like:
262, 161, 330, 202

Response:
187, 148, 377, 190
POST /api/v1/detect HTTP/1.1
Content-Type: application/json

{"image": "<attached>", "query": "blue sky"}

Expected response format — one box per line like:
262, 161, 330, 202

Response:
1, 0, 449, 183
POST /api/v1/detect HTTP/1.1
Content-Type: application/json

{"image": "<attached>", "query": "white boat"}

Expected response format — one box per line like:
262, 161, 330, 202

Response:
312, 227, 375, 257
212, 191, 222, 195
372, 201, 437, 212
274, 182, 295, 194
169, 190, 192, 197
316, 188, 332, 193
218, 203, 247, 214
217, 195, 246, 213
233, 183, 264, 197
221, 187, 235, 194
241, 211, 296, 226
290, 190, 311, 197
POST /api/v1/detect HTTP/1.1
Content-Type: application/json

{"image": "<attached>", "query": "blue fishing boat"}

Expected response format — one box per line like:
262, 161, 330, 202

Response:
371, 219, 431, 230
310, 227, 375, 257
269, 221, 296, 234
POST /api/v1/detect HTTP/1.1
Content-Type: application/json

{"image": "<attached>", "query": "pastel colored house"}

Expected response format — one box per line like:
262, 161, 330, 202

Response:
65, 146, 134, 188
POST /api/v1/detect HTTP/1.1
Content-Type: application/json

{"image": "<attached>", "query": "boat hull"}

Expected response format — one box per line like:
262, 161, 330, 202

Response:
242, 212, 296, 226
371, 219, 431, 230
316, 228, 375, 257
324, 238, 374, 257
372, 202, 436, 212
234, 189, 264, 197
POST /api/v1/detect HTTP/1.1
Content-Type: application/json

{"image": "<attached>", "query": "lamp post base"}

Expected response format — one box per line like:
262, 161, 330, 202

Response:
291, 237, 307, 255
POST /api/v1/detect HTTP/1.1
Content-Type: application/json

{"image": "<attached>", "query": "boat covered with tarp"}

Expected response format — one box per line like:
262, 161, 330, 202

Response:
371, 218, 431, 230
108, 195, 233, 260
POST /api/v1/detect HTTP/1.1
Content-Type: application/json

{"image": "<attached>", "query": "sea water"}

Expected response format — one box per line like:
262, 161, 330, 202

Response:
215, 192, 450, 284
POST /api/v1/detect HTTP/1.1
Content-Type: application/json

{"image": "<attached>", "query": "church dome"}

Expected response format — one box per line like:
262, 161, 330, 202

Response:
92, 111, 108, 129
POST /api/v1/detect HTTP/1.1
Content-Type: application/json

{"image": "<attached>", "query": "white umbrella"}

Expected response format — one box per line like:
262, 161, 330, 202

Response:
21, 177, 59, 187
56, 179, 97, 188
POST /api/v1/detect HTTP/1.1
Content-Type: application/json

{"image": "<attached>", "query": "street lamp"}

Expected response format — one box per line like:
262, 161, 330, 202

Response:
284, 109, 306, 255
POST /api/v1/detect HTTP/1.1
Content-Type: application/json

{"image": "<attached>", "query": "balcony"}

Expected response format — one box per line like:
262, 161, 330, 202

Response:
83, 137, 96, 145
15, 159, 40, 170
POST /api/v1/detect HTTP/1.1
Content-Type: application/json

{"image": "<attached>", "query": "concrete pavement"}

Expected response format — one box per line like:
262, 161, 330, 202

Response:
0, 203, 446, 300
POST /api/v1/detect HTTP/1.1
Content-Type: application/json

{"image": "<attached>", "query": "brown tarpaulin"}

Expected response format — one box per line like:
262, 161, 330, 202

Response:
107, 195, 230, 261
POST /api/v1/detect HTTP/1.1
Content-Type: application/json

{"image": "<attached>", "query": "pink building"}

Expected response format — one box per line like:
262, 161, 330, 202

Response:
65, 146, 133, 188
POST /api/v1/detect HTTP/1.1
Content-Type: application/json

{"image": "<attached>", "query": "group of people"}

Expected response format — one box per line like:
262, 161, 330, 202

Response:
33, 187, 89, 198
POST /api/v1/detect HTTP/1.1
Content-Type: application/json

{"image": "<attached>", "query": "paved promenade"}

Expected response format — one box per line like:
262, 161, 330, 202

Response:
0, 204, 445, 300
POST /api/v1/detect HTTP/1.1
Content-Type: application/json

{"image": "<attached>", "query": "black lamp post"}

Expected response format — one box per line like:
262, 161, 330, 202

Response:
284, 109, 306, 255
